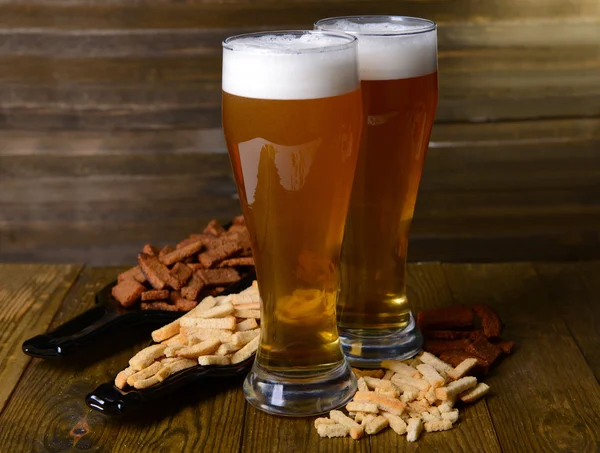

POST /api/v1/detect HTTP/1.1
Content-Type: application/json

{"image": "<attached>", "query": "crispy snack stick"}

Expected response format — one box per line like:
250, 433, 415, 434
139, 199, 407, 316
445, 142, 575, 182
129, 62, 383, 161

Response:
184, 328, 233, 344
360, 414, 376, 427
441, 410, 460, 423
424, 420, 453, 433
365, 415, 389, 435
180, 316, 237, 331
169, 262, 193, 290
473, 303, 503, 338
439, 351, 490, 375
236, 318, 258, 331
234, 302, 261, 310
231, 289, 260, 306
152, 320, 181, 343
406, 418, 423, 442
156, 358, 196, 382
330, 410, 364, 440
363, 377, 396, 392
231, 329, 260, 346
435, 376, 477, 401
233, 309, 260, 319
356, 377, 369, 392
351, 368, 385, 378
204, 219, 226, 236
382, 370, 395, 380
353, 391, 406, 416
112, 279, 146, 307
164, 344, 185, 357
134, 375, 161, 389
176, 339, 221, 359
198, 241, 243, 268
391, 374, 430, 391
142, 244, 160, 256
141, 301, 179, 311
141, 289, 169, 301
198, 355, 230, 366
465, 338, 502, 365
189, 303, 234, 319
118, 266, 146, 284
459, 382, 490, 403
175, 298, 198, 312
127, 362, 162, 386
216, 342, 242, 356
400, 389, 419, 403
163, 333, 185, 345
316, 424, 349, 438
115, 367, 135, 389
314, 417, 336, 428
217, 257, 255, 267
184, 296, 217, 316
437, 401, 454, 413
447, 358, 478, 380
381, 360, 420, 378
416, 364, 446, 388
381, 412, 407, 435
129, 344, 167, 371
181, 273, 206, 301
231, 336, 259, 364
161, 239, 205, 266
346, 402, 379, 414
138, 253, 172, 290
419, 352, 454, 374
198, 268, 241, 286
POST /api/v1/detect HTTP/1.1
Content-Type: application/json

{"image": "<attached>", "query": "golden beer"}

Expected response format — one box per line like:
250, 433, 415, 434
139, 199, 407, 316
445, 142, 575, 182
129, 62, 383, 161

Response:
222, 31, 361, 414
316, 16, 439, 365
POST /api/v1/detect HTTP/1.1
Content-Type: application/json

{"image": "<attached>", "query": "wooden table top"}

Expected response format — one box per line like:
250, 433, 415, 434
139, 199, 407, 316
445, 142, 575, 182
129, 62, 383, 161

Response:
0, 261, 598, 452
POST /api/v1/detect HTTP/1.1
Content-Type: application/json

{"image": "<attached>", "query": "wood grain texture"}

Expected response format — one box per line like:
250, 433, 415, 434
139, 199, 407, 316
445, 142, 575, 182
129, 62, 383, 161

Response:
0, 266, 248, 453
0, 263, 81, 414
366, 263, 501, 452
533, 262, 600, 382
442, 263, 600, 453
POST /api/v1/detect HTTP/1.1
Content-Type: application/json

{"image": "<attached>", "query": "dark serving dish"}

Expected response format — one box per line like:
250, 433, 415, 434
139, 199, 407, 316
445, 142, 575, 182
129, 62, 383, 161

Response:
22, 273, 255, 359
86, 355, 255, 416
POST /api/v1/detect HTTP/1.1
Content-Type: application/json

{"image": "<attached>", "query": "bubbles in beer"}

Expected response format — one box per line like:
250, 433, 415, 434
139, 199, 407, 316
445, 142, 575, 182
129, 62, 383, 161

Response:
222, 32, 359, 100
316, 17, 438, 81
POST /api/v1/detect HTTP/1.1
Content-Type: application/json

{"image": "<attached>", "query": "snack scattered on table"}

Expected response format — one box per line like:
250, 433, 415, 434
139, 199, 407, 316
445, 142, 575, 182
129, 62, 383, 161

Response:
417, 304, 514, 373
114, 282, 261, 390
111, 216, 254, 311
315, 351, 491, 442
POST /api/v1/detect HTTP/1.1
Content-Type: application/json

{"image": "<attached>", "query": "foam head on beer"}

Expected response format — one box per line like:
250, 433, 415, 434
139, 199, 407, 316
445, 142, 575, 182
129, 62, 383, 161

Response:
222, 31, 359, 100
315, 17, 437, 80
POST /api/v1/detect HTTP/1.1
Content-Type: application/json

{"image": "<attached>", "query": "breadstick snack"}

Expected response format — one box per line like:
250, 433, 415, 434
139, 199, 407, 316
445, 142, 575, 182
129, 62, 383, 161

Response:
113, 282, 261, 391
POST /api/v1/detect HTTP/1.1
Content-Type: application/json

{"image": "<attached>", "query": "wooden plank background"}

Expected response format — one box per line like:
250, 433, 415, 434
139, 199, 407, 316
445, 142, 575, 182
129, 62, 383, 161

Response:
0, 0, 598, 265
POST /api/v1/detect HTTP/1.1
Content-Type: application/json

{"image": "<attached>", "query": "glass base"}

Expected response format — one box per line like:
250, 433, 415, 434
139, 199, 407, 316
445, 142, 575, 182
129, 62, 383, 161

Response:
243, 360, 357, 416
339, 313, 423, 368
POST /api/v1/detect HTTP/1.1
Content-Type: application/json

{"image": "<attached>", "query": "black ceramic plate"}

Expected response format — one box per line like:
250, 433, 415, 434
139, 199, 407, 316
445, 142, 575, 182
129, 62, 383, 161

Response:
86, 355, 255, 416
22, 272, 255, 359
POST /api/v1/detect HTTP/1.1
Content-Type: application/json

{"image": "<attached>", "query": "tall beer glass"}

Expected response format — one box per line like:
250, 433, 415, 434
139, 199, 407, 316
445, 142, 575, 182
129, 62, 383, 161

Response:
316, 17, 438, 366
222, 31, 362, 415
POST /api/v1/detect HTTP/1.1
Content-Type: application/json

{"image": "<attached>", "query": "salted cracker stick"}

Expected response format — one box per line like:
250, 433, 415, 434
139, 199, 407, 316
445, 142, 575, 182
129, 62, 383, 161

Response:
233, 309, 260, 319
234, 302, 261, 310
416, 364, 446, 388
400, 388, 419, 403
435, 376, 478, 401
115, 367, 135, 389
437, 400, 454, 413
406, 418, 423, 442
382, 360, 420, 378
382, 370, 395, 380
176, 339, 221, 359
420, 352, 453, 374
156, 358, 196, 381
346, 402, 379, 414
183, 327, 233, 344
184, 296, 217, 316
424, 420, 453, 433
180, 316, 237, 330
214, 294, 233, 306
231, 328, 260, 346
133, 375, 161, 389
314, 418, 335, 428
459, 382, 490, 403
216, 342, 242, 356
316, 424, 349, 438
360, 414, 377, 427
448, 358, 478, 380
357, 377, 369, 392
129, 344, 167, 371
192, 303, 235, 319
353, 391, 406, 416
127, 362, 162, 386
198, 355, 230, 366
425, 386, 437, 404
236, 318, 258, 332
164, 344, 186, 357
441, 409, 460, 423
391, 374, 430, 391
163, 333, 186, 346
363, 376, 396, 391
381, 412, 407, 435
231, 335, 259, 364
151, 320, 180, 343
330, 410, 364, 440
365, 415, 389, 435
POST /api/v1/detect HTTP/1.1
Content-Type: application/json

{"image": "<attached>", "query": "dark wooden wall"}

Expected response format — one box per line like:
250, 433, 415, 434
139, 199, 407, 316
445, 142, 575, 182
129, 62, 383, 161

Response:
0, 0, 599, 265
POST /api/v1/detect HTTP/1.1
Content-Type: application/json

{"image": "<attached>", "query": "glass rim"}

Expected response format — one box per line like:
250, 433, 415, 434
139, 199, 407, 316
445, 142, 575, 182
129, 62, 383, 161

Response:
222, 30, 358, 53
314, 15, 437, 37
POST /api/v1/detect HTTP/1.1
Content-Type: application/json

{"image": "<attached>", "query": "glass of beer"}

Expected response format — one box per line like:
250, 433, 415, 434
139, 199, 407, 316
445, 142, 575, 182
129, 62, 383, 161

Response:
222, 31, 362, 415
315, 17, 438, 366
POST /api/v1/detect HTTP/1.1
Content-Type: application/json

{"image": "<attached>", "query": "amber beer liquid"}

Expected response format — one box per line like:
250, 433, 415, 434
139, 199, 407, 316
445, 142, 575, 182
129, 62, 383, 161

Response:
316, 17, 439, 365
222, 31, 361, 415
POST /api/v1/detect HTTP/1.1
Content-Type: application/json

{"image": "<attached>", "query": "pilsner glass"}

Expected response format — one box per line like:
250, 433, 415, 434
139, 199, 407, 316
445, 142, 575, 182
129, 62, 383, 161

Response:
222, 30, 362, 415
316, 17, 439, 366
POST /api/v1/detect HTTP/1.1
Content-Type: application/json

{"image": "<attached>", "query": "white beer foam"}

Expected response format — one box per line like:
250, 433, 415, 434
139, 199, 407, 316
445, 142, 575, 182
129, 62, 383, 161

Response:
317, 19, 437, 81
222, 33, 359, 100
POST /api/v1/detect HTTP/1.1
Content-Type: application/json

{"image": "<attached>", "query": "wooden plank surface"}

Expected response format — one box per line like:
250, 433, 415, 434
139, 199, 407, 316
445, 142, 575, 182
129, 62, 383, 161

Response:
0, 263, 81, 414
442, 263, 600, 453
0, 267, 248, 453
